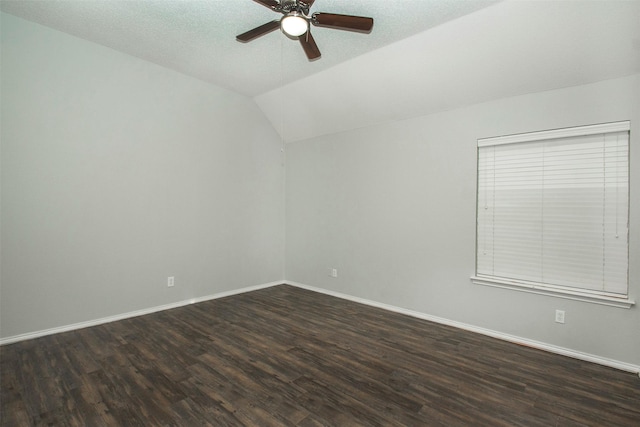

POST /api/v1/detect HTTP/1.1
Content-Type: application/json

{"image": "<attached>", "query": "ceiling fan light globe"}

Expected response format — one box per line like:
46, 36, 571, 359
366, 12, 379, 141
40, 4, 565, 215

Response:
281, 14, 308, 37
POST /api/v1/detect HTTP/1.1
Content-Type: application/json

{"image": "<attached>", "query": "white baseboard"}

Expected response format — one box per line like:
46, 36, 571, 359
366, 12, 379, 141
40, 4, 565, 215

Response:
284, 281, 640, 375
4, 279, 639, 376
0, 281, 282, 346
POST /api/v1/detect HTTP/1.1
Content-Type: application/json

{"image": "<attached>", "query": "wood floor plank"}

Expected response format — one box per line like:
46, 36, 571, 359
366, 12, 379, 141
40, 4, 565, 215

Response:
2, 284, 639, 426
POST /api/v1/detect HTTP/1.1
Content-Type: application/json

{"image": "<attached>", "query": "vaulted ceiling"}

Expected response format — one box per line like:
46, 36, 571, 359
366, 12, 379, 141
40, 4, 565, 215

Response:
2, 0, 639, 142
0, 0, 498, 96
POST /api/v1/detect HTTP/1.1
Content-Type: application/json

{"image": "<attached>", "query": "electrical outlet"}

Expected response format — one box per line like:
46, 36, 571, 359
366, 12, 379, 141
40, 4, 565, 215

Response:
330, 268, 338, 278
555, 309, 565, 324
168, 276, 175, 287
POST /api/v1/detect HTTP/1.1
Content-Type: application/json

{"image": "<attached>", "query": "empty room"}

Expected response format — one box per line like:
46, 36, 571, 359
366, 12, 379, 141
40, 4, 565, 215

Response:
1, 0, 639, 425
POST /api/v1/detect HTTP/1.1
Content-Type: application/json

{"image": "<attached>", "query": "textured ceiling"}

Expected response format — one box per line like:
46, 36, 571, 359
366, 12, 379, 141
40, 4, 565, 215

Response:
256, 0, 640, 142
2, 1, 639, 143
0, 0, 498, 97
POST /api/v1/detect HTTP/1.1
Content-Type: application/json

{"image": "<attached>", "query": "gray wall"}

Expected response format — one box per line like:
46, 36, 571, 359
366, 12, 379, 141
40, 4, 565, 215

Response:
2, 9, 639, 370
285, 74, 640, 366
0, 13, 285, 338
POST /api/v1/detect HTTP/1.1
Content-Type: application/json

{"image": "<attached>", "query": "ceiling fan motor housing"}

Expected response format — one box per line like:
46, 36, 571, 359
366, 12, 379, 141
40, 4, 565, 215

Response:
279, 1, 311, 15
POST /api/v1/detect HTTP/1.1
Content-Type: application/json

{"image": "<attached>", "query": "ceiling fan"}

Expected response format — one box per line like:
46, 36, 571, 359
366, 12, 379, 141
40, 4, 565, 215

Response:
236, 0, 374, 61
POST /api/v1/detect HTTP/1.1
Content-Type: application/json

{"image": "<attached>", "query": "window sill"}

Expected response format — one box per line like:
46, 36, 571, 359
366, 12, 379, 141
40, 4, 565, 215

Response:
471, 276, 635, 309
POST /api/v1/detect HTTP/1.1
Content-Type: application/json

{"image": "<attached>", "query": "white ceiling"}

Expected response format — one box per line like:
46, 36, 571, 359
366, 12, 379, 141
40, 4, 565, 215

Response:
257, 0, 640, 141
0, 0, 498, 97
2, 0, 639, 143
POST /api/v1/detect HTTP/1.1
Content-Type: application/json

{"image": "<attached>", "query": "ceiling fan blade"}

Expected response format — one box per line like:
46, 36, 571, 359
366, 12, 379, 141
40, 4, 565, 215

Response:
299, 31, 321, 60
312, 13, 374, 33
253, 0, 279, 10
236, 20, 281, 42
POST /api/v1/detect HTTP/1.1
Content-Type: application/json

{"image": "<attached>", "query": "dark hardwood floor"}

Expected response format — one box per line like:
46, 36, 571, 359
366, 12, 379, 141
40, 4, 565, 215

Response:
1, 284, 639, 426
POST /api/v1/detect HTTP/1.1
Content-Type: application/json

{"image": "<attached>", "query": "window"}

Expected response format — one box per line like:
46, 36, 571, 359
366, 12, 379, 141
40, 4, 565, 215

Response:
472, 122, 632, 308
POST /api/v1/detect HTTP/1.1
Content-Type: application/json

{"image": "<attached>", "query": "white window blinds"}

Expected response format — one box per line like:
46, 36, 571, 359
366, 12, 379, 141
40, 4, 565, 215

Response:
476, 122, 629, 298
